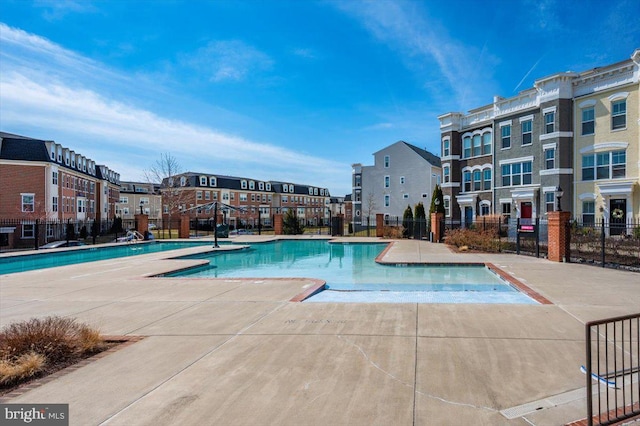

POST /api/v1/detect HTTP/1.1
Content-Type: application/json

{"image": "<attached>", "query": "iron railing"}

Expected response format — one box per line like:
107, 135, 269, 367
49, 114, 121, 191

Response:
571, 220, 640, 270
585, 312, 640, 425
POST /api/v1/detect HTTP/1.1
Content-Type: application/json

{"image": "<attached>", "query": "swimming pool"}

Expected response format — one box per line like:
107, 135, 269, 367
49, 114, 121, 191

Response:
167, 240, 538, 304
0, 241, 215, 275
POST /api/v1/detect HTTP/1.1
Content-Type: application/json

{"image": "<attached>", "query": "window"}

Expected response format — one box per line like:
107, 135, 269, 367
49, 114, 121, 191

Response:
22, 223, 35, 239
400, 176, 405, 184
482, 132, 492, 155
612, 151, 626, 178
52, 196, 58, 212
78, 199, 85, 213
582, 201, 595, 225
444, 198, 450, 217
403, 194, 409, 199
422, 193, 428, 198
545, 192, 555, 213
196, 191, 202, 200
480, 204, 490, 216
596, 153, 609, 179
354, 175, 361, 187
473, 134, 481, 157
582, 107, 595, 135
251, 194, 255, 202
384, 155, 390, 168
282, 195, 288, 203
289, 184, 294, 193
230, 192, 235, 201
384, 195, 390, 207
205, 191, 210, 200
52, 171, 58, 185
200, 176, 207, 186
582, 155, 595, 181
611, 100, 626, 130
249, 181, 255, 190
443, 140, 450, 156
222, 192, 229, 200
258, 182, 264, 190
501, 161, 532, 186
463, 136, 472, 158
240, 193, 248, 202
544, 111, 555, 133
463, 171, 471, 192
241, 180, 247, 189
501, 126, 511, 149
443, 166, 450, 183
21, 194, 35, 212
545, 148, 555, 170
209, 177, 217, 187
501, 203, 511, 215
473, 170, 481, 191
266, 183, 271, 191
483, 169, 491, 190
213, 192, 218, 200
521, 120, 532, 145
119, 196, 128, 204
180, 176, 186, 187
384, 176, 390, 188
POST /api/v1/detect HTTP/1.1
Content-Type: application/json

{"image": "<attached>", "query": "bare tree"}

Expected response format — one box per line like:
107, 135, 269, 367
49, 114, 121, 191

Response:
144, 153, 186, 233
364, 191, 377, 220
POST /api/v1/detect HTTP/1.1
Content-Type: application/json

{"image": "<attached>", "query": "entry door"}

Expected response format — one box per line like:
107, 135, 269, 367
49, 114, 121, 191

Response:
610, 199, 626, 236
521, 202, 532, 219
464, 206, 473, 227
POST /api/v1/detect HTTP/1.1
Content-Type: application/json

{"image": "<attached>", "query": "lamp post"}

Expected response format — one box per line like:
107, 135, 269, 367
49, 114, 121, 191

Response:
556, 187, 564, 212
213, 202, 219, 248
139, 199, 144, 215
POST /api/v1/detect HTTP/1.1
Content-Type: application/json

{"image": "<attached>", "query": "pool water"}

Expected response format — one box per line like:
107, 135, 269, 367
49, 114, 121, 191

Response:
0, 241, 214, 275
169, 240, 537, 304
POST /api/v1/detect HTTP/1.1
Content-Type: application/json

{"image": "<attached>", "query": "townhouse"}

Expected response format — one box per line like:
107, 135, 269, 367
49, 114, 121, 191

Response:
160, 172, 331, 229
572, 50, 640, 233
351, 141, 441, 225
438, 49, 639, 228
0, 132, 120, 247
117, 181, 162, 220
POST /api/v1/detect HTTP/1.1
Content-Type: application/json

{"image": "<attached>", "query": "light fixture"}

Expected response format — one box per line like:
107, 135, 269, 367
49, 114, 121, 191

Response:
556, 186, 564, 212
139, 199, 144, 215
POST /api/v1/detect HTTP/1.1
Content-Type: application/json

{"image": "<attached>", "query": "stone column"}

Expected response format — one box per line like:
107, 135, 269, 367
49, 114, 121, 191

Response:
376, 213, 384, 237
431, 212, 444, 243
273, 213, 283, 235
179, 215, 190, 239
547, 211, 571, 262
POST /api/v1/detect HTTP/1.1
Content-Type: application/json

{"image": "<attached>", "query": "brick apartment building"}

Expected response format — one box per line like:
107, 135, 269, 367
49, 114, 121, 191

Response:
118, 181, 162, 220
160, 172, 331, 229
0, 132, 120, 247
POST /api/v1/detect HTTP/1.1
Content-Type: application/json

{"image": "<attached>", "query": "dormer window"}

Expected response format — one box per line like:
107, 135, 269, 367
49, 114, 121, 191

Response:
309, 187, 314, 195
180, 176, 186, 187
249, 180, 255, 190
266, 183, 271, 191
241, 180, 247, 189
200, 176, 207, 186
283, 185, 288, 193
209, 177, 217, 187
258, 182, 264, 190
314, 188, 318, 195
288, 184, 294, 193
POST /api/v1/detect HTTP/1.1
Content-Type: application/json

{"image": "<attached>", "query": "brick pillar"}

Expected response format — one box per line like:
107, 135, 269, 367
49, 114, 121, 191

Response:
179, 215, 190, 239
376, 213, 384, 237
135, 214, 148, 235
273, 214, 283, 235
431, 212, 444, 243
547, 211, 571, 262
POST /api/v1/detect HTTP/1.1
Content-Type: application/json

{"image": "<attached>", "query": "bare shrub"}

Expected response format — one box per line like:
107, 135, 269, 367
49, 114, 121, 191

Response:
445, 228, 503, 252
0, 352, 46, 385
383, 226, 403, 239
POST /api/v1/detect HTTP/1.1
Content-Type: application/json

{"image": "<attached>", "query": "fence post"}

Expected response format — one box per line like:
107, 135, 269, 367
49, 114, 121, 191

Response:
516, 218, 520, 255
601, 219, 606, 267
547, 211, 571, 262
536, 217, 540, 258
34, 219, 40, 250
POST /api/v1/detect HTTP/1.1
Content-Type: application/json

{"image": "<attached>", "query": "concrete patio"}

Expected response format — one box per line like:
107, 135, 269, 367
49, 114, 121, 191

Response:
0, 237, 638, 425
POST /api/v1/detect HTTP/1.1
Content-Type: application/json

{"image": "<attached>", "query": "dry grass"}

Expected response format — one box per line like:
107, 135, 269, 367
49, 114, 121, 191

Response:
0, 316, 107, 387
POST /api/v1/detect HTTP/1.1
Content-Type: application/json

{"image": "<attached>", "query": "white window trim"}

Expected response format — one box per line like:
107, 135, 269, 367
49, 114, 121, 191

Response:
579, 142, 628, 154
518, 115, 534, 123
608, 92, 629, 102
542, 106, 557, 114
542, 142, 557, 151
578, 99, 597, 108
499, 120, 512, 127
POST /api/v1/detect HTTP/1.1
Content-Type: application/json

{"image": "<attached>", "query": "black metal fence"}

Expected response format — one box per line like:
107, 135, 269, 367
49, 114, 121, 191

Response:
571, 220, 640, 270
585, 312, 640, 425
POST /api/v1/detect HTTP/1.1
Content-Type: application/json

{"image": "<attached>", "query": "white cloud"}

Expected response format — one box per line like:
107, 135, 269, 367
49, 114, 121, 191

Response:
292, 48, 317, 59
183, 40, 274, 82
332, 0, 499, 111
0, 24, 351, 194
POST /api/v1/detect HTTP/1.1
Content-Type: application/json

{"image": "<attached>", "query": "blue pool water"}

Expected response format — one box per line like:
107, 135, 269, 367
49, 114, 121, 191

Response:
168, 240, 537, 304
0, 241, 214, 275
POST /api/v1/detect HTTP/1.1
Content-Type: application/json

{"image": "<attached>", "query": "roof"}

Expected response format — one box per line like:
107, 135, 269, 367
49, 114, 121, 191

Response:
402, 141, 442, 167
0, 132, 51, 162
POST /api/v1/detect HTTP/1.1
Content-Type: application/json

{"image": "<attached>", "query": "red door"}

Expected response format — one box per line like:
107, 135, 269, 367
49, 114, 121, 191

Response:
521, 202, 532, 219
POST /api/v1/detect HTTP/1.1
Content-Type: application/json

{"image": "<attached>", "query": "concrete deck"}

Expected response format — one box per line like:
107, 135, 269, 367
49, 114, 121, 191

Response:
1, 237, 639, 425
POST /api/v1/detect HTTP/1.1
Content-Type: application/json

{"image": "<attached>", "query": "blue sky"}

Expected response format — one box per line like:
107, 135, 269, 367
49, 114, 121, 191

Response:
1, 0, 639, 196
